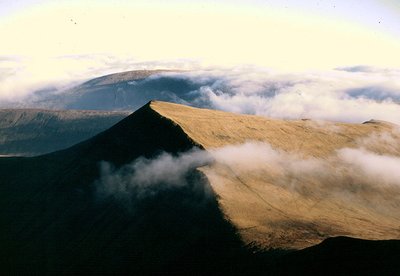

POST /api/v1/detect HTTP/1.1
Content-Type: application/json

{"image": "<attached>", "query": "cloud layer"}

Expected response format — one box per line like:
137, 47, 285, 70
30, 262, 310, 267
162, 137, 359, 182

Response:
1, 59, 399, 125
210, 141, 400, 190
177, 67, 400, 124
96, 139, 400, 215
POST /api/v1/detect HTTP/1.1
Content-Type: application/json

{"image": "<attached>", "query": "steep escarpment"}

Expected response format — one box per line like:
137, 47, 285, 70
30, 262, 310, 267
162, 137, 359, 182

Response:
151, 101, 400, 249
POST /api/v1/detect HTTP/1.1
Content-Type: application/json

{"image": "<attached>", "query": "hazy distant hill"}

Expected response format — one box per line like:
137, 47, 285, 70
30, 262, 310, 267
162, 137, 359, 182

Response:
0, 101, 399, 274
29, 69, 201, 110
0, 109, 129, 156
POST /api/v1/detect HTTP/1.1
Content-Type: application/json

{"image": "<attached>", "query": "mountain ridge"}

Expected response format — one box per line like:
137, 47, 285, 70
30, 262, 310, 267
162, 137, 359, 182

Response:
1, 100, 399, 274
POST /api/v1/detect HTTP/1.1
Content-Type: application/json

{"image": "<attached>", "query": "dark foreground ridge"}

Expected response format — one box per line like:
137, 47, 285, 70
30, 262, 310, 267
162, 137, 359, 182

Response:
0, 101, 399, 275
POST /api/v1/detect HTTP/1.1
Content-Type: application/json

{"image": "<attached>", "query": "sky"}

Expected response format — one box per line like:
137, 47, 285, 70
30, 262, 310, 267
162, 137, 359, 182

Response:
0, 0, 399, 100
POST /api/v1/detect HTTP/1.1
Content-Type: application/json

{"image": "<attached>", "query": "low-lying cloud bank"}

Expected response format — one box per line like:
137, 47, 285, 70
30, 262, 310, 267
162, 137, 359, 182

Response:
1, 57, 399, 125
175, 67, 400, 124
211, 142, 400, 194
96, 139, 400, 214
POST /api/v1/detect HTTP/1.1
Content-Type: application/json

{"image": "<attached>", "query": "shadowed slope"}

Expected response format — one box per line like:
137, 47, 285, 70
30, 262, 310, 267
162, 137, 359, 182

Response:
0, 102, 245, 274
275, 236, 400, 275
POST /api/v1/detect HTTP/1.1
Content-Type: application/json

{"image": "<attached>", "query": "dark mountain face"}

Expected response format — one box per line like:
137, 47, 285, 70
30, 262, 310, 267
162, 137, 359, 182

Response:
274, 237, 400, 275
0, 103, 247, 275
0, 102, 399, 275
0, 109, 130, 156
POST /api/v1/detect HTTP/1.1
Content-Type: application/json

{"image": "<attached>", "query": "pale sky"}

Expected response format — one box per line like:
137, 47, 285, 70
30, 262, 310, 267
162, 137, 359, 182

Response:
0, 0, 399, 99
1, 0, 400, 68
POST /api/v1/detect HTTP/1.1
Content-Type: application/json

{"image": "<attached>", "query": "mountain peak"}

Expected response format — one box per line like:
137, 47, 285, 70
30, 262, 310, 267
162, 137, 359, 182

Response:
82, 69, 182, 86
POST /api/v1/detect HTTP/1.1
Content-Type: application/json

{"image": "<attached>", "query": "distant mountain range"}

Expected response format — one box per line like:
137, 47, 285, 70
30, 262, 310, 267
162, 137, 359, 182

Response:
0, 109, 129, 156
1, 101, 399, 274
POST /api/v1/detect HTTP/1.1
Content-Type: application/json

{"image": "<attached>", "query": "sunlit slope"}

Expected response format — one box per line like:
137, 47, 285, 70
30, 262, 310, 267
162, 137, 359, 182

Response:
152, 101, 399, 155
151, 101, 400, 249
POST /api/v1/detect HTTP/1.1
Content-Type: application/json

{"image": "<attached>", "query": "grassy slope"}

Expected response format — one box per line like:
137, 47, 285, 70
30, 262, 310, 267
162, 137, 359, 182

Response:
151, 101, 400, 249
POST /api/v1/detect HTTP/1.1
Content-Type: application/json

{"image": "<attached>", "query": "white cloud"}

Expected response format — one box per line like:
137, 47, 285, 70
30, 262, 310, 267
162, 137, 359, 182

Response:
180, 67, 400, 124
338, 147, 400, 187
96, 149, 213, 210
96, 141, 400, 214
1, 62, 399, 126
